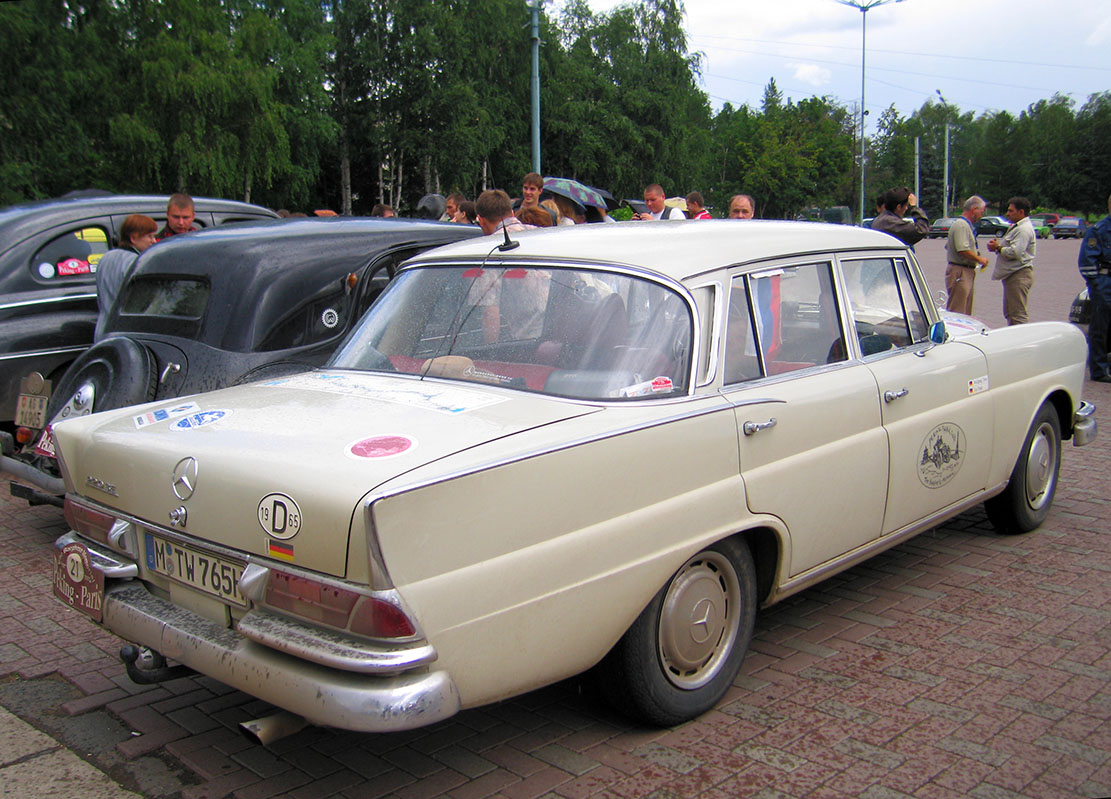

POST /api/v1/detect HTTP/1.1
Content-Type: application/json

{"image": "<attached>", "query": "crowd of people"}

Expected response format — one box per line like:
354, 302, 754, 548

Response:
94, 186, 1111, 389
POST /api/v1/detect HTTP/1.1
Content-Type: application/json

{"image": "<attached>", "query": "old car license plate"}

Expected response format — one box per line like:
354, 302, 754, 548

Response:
53, 541, 105, 622
144, 533, 246, 606
15, 392, 49, 429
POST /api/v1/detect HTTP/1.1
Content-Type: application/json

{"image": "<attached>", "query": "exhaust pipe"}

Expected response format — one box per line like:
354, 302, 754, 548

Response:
240, 711, 309, 746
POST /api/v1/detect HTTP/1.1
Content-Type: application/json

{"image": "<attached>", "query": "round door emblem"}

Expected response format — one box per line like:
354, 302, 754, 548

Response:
321, 308, 340, 329
917, 423, 966, 488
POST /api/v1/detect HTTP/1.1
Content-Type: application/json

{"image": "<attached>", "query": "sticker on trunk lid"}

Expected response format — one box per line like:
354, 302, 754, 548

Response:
171, 409, 231, 431
135, 401, 201, 428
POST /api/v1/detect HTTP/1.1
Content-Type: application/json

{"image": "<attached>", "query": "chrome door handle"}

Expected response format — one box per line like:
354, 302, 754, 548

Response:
884, 387, 909, 403
743, 417, 777, 436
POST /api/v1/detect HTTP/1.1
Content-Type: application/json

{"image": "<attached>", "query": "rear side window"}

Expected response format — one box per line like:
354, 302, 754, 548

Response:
32, 226, 110, 279
120, 277, 209, 318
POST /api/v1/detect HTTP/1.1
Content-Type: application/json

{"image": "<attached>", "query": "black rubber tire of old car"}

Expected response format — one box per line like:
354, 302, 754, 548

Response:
985, 402, 1061, 535
46, 336, 158, 423
594, 537, 757, 727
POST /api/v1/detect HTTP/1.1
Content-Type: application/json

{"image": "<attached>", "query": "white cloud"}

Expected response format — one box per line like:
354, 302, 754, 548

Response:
1085, 18, 1111, 47
791, 63, 832, 87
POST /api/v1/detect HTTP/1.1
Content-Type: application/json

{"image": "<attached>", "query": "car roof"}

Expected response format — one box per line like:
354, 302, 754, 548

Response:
0, 193, 278, 248
405, 219, 910, 283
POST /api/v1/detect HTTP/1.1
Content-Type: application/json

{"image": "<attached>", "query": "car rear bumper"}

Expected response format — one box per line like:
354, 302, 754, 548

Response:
1074, 401, 1098, 447
61, 536, 462, 733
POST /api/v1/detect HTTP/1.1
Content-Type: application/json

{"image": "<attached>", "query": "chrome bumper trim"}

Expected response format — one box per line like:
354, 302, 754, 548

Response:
1073, 401, 1097, 447
236, 610, 438, 675
64, 536, 460, 732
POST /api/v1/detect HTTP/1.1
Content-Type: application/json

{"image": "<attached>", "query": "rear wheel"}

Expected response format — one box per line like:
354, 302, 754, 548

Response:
595, 537, 757, 726
985, 402, 1061, 534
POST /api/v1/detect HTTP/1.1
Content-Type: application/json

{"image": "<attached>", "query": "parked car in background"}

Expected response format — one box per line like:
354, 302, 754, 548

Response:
1070, 287, 1090, 325
47, 221, 1095, 737
977, 216, 1011, 237
1029, 213, 1060, 239
1, 217, 483, 504
928, 217, 956, 238
0, 193, 279, 429
1052, 217, 1088, 239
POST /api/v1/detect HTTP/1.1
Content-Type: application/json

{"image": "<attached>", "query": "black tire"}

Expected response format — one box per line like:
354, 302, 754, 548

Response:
46, 336, 157, 423
985, 402, 1061, 535
594, 537, 757, 726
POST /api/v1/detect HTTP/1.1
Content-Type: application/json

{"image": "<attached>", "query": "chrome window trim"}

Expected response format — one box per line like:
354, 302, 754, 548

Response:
0, 345, 87, 362
0, 292, 97, 311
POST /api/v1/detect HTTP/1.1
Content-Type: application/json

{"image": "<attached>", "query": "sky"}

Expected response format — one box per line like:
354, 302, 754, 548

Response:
582, 0, 1111, 134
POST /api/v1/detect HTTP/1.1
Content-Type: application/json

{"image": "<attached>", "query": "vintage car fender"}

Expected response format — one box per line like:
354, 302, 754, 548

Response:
951, 321, 1088, 484
361, 394, 783, 708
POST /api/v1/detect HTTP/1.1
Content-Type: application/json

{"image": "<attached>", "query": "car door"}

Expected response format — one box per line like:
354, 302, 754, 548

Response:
721, 262, 889, 577
838, 254, 993, 535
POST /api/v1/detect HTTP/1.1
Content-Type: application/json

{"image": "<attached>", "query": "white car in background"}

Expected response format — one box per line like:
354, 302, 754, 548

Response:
49, 221, 1096, 739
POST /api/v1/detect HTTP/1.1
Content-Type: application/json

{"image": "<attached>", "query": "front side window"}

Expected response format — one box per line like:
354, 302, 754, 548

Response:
840, 257, 929, 354
330, 265, 692, 401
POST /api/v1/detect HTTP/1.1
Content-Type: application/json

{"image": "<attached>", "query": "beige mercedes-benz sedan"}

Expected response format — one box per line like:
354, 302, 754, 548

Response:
49, 221, 1096, 737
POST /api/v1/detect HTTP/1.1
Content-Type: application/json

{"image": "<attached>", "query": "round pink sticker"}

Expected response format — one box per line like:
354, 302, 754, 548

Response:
348, 435, 414, 459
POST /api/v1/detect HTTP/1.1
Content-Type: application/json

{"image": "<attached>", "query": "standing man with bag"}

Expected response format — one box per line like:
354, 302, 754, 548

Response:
987, 197, 1036, 325
1079, 194, 1111, 383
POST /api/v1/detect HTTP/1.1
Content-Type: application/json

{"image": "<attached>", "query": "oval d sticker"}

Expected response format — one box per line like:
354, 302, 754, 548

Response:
257, 493, 302, 540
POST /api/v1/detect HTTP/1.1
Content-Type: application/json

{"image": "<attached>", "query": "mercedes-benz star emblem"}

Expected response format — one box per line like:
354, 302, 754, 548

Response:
171, 457, 198, 500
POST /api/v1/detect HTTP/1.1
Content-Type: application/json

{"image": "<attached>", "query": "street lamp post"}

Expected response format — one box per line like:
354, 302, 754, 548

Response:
527, 0, 542, 174
836, 0, 906, 224
937, 90, 950, 216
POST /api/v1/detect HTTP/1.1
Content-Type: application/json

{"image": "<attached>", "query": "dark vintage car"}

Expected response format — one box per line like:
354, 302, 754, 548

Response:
1, 217, 483, 503
0, 193, 279, 427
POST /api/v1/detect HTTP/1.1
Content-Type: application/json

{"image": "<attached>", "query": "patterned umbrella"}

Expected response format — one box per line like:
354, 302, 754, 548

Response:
542, 177, 608, 210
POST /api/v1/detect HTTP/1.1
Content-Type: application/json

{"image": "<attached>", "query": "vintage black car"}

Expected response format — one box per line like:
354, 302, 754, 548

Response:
1, 217, 483, 502
0, 193, 279, 426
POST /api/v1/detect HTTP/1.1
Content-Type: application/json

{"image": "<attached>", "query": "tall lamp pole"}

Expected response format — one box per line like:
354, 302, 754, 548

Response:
836, 0, 906, 223
936, 90, 950, 216
527, 0, 542, 174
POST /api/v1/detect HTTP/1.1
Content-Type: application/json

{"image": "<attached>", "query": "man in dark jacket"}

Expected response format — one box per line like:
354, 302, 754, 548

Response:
1079, 194, 1111, 382
871, 187, 929, 247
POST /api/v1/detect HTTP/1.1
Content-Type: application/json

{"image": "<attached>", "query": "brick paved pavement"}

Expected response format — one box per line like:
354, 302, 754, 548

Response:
2, 235, 1109, 799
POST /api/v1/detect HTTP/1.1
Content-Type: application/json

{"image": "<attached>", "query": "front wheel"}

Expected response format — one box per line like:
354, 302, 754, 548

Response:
594, 538, 757, 726
985, 402, 1061, 534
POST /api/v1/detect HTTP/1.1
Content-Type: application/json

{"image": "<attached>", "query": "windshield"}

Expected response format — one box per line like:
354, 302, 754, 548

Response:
329, 265, 692, 401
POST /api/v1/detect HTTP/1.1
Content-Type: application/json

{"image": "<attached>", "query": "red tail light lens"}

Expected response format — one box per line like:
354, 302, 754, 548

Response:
263, 570, 416, 639
350, 596, 417, 638
64, 496, 116, 544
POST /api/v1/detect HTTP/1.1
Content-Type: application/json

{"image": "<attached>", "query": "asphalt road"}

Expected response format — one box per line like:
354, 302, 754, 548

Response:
2, 232, 1109, 799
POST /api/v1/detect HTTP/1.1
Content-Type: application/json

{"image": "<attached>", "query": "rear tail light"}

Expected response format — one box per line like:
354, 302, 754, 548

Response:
64, 496, 116, 544
15, 427, 35, 445
264, 570, 416, 639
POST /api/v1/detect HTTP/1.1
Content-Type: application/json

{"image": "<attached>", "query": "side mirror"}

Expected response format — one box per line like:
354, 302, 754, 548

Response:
929, 320, 946, 344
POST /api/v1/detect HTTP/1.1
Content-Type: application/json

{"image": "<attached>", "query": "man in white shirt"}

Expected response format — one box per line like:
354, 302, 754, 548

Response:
987, 196, 1037, 325
635, 184, 685, 221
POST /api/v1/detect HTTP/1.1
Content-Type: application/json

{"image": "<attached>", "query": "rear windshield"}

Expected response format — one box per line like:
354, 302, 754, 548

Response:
329, 265, 693, 401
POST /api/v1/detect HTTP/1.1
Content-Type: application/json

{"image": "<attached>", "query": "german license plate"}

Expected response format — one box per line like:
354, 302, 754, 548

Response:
144, 533, 246, 606
53, 541, 105, 622
15, 392, 49, 429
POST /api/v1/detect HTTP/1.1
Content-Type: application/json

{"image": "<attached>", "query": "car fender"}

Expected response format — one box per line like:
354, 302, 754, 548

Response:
950, 322, 1086, 484
364, 395, 757, 708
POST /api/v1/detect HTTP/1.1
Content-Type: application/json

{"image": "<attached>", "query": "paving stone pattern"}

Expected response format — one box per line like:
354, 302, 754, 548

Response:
1, 238, 1109, 798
